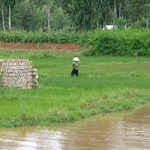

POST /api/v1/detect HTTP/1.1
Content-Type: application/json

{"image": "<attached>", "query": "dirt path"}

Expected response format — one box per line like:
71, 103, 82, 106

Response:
0, 41, 81, 51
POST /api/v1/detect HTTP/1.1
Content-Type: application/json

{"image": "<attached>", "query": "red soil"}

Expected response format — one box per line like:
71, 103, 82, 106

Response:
0, 41, 81, 51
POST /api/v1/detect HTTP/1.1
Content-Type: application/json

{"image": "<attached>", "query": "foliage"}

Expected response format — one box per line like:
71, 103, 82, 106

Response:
12, 1, 44, 31
88, 29, 150, 56
0, 30, 92, 45
0, 0, 150, 31
0, 29, 150, 56
116, 18, 126, 29
51, 7, 71, 31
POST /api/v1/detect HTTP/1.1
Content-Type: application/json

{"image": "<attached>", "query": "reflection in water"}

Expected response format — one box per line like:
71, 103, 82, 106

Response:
0, 130, 65, 150
0, 105, 150, 150
17, 130, 64, 150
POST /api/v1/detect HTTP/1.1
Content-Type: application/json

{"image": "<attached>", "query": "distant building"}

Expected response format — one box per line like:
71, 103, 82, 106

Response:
102, 25, 114, 30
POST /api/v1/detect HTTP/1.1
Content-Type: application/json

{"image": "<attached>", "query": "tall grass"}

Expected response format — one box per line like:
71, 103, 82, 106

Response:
0, 50, 150, 127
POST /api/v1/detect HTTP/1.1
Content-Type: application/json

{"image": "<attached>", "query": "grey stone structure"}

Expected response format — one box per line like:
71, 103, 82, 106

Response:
0, 59, 39, 89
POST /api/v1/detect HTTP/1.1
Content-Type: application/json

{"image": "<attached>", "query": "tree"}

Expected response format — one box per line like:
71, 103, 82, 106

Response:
61, 0, 95, 30
4, 0, 17, 30
51, 7, 71, 30
61, 0, 114, 30
0, 0, 6, 31
122, 0, 149, 28
97, 0, 112, 29
1, 0, 149, 31
143, 0, 150, 28
113, 0, 117, 28
13, 1, 43, 31
30, 0, 51, 30
0, 0, 24, 31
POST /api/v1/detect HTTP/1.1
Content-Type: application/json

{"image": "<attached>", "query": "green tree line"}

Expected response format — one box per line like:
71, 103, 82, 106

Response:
0, 0, 150, 31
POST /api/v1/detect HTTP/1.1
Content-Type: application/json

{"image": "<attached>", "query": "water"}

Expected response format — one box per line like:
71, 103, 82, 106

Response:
0, 105, 150, 150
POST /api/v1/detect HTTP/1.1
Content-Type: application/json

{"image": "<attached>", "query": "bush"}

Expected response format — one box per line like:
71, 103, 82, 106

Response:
0, 29, 149, 56
0, 30, 92, 45
90, 29, 150, 56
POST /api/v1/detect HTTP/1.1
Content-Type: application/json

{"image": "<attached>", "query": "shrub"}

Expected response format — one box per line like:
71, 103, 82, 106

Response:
0, 31, 91, 44
0, 29, 150, 56
90, 29, 150, 56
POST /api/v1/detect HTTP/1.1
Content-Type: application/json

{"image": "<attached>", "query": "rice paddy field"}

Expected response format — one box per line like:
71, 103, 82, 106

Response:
0, 49, 150, 127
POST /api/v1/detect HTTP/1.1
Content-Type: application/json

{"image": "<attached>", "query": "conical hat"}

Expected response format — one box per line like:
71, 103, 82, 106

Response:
73, 57, 79, 61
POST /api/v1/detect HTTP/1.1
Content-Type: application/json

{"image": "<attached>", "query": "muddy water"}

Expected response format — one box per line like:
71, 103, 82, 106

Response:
0, 105, 150, 150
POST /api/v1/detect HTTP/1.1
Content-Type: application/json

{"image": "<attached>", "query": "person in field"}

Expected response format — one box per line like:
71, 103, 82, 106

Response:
71, 57, 81, 76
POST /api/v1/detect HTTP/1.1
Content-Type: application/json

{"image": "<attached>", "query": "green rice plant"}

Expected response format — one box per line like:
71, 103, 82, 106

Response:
0, 50, 150, 127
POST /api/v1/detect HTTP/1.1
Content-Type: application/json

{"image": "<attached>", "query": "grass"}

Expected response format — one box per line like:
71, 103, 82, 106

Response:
0, 49, 150, 127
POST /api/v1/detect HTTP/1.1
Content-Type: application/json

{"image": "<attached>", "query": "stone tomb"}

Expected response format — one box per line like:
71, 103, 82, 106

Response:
0, 59, 39, 89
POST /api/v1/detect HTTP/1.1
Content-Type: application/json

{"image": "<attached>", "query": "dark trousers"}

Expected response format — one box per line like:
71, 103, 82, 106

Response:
71, 69, 78, 76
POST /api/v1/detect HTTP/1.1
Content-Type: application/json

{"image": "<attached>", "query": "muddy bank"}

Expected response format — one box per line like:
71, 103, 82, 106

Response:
0, 41, 81, 51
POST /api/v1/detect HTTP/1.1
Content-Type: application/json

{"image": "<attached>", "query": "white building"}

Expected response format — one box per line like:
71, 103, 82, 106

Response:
102, 25, 114, 30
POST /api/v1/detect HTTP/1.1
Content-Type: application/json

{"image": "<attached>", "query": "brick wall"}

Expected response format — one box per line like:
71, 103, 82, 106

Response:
0, 59, 39, 89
